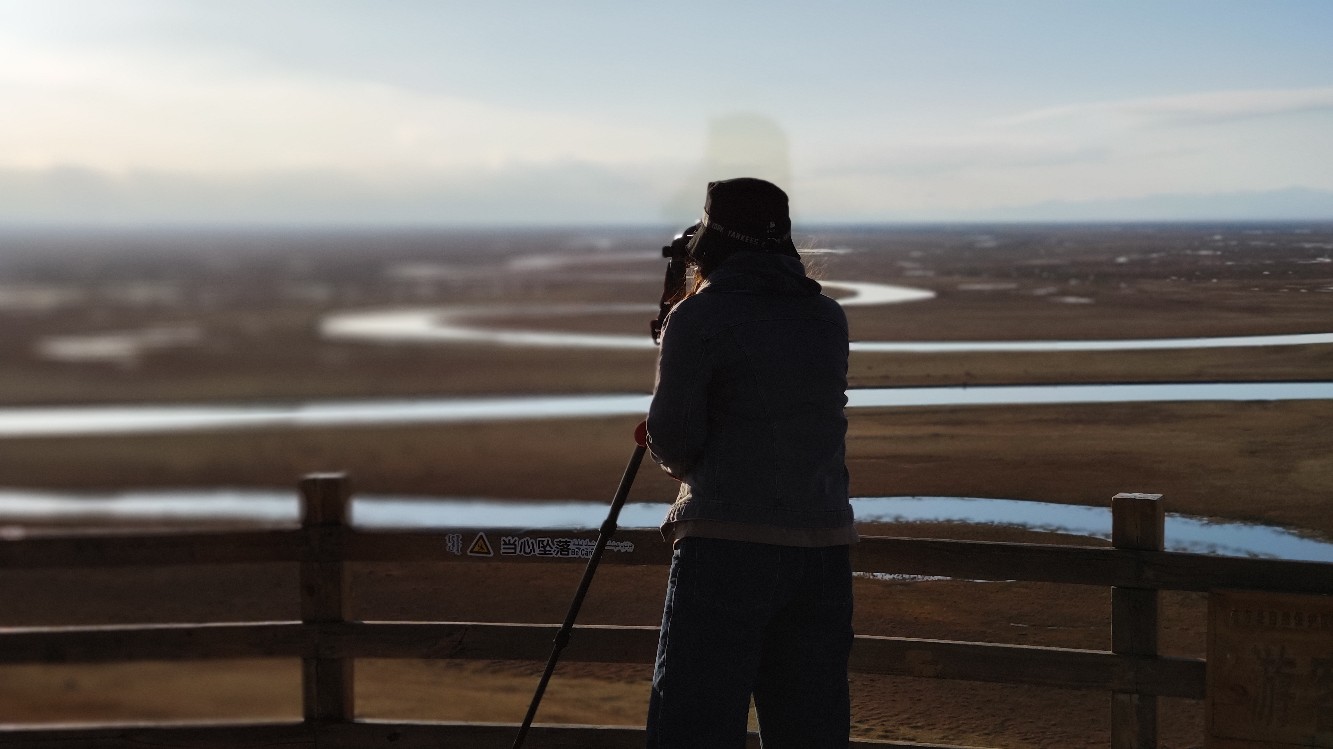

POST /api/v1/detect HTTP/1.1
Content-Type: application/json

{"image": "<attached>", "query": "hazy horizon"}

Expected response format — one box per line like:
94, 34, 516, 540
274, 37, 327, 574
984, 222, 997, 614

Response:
4, 219, 1333, 247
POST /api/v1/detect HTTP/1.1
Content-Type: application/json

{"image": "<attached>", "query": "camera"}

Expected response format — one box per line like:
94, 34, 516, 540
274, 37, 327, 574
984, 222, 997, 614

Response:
651, 223, 700, 344
661, 223, 698, 262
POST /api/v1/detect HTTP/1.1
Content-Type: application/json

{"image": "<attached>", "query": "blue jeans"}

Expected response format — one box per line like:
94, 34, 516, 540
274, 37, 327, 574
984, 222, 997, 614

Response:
645, 537, 854, 748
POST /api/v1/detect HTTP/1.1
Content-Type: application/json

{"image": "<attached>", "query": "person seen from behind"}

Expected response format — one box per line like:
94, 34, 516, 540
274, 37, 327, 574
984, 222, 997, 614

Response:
641, 177, 856, 748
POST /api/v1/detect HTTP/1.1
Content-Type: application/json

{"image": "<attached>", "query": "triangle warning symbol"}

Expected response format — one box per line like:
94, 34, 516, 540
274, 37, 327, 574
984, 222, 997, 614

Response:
468, 532, 494, 557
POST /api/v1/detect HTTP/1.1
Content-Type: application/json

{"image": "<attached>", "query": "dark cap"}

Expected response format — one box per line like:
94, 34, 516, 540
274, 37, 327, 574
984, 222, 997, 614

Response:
687, 177, 797, 265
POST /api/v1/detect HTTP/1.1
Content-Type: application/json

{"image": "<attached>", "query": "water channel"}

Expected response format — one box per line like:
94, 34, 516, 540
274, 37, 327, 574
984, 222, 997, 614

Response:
2, 489, 1330, 563
7, 277, 1332, 562
1, 382, 1331, 438
2, 381, 1331, 562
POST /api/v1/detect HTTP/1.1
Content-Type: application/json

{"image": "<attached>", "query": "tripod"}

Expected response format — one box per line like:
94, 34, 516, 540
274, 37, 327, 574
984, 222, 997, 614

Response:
511, 442, 647, 749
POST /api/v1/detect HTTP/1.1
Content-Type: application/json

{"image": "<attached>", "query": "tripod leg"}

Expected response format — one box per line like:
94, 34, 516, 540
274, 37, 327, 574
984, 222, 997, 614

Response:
511, 443, 647, 749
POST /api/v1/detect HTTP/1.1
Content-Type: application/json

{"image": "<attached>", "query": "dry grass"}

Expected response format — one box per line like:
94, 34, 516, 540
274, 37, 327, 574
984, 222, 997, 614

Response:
3, 225, 1331, 747
5, 400, 1331, 535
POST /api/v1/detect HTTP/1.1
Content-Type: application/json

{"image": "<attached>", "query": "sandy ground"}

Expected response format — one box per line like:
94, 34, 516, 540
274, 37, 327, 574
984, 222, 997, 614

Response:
2, 225, 1332, 747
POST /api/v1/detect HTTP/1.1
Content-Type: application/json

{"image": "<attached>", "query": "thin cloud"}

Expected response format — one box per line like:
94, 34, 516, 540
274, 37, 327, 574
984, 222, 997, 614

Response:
0, 39, 684, 173
810, 138, 1112, 179
995, 86, 1333, 128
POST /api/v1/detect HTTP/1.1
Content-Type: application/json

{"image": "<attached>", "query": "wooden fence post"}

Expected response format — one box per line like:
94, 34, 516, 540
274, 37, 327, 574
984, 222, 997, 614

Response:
300, 473, 354, 737
1110, 492, 1164, 749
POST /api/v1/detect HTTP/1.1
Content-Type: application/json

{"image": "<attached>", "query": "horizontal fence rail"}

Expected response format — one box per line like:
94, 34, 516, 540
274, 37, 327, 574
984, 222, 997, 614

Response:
2, 476, 1331, 749
0, 621, 1208, 699
5, 527, 1331, 595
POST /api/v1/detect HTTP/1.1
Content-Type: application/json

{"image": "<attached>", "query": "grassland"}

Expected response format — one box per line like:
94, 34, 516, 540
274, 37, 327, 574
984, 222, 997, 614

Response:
1, 223, 1331, 747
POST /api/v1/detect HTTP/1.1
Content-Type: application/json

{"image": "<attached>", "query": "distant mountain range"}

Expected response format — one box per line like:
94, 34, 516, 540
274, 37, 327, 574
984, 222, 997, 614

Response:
972, 187, 1333, 223
0, 167, 1330, 225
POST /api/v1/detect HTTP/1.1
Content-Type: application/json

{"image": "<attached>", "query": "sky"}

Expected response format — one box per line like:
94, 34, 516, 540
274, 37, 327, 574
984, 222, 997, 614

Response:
3, 0, 1333, 225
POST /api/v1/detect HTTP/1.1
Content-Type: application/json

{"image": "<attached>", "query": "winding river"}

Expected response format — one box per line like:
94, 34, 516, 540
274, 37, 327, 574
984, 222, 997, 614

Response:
6, 276, 1332, 561
319, 279, 1333, 352
2, 489, 1330, 563
1, 382, 1331, 438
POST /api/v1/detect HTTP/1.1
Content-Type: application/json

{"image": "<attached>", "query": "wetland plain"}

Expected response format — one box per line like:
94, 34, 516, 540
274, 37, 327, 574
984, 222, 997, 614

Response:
2, 222, 1331, 747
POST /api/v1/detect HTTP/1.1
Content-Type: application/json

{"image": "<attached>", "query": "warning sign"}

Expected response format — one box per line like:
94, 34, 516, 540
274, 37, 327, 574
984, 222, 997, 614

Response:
467, 532, 494, 557
499, 535, 635, 559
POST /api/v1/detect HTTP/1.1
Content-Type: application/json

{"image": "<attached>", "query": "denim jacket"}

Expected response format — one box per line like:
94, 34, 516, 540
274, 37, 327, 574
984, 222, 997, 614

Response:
645, 251, 855, 546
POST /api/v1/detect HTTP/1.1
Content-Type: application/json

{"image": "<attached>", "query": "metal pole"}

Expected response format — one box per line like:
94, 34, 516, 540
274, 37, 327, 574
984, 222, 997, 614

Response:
512, 443, 648, 749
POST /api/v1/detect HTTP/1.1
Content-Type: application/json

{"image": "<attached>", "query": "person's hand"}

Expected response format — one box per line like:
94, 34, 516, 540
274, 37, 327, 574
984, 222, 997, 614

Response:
634, 420, 648, 448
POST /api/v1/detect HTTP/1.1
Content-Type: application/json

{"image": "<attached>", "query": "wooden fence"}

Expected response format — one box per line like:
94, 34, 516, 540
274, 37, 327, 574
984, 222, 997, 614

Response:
1, 474, 1331, 748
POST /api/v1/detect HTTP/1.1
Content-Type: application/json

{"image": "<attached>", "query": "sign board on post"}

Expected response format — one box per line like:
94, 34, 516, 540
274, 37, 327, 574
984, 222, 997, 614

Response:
1207, 590, 1333, 748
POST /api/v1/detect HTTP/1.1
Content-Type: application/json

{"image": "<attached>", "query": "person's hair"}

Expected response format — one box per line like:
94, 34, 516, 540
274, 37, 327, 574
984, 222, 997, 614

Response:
686, 244, 806, 297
